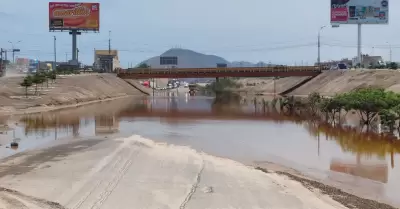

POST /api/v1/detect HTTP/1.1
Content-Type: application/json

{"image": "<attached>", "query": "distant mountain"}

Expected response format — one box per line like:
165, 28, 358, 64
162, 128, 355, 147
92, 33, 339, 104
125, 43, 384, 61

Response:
139, 48, 274, 68
140, 48, 229, 68
137, 48, 275, 82
230, 61, 272, 67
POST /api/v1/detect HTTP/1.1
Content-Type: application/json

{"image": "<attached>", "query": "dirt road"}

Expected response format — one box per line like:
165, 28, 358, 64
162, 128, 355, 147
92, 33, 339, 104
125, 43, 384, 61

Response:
0, 135, 348, 209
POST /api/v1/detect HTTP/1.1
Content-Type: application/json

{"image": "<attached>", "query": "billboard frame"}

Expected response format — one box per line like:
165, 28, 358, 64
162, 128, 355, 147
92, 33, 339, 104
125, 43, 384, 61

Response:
330, 0, 389, 25
330, 0, 389, 67
49, 2, 100, 32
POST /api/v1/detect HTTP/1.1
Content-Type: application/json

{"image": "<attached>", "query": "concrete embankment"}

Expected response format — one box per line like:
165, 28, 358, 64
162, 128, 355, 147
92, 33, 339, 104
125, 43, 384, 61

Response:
235, 77, 311, 95
290, 70, 400, 96
0, 74, 148, 114
0, 135, 349, 209
236, 70, 400, 96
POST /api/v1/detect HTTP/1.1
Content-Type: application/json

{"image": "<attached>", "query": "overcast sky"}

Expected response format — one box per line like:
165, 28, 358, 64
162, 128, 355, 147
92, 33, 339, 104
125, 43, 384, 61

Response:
0, 0, 398, 66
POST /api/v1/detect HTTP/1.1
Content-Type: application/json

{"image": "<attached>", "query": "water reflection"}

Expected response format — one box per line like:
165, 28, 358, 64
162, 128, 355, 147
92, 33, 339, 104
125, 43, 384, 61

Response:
95, 115, 119, 135
305, 121, 399, 169
20, 114, 81, 137
330, 158, 388, 183
2, 95, 400, 205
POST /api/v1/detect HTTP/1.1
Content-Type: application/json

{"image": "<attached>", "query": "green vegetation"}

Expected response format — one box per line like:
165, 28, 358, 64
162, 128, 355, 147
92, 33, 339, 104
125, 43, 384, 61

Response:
303, 87, 400, 132
20, 71, 57, 97
137, 63, 150, 68
204, 78, 243, 93
388, 62, 399, 70
20, 76, 33, 98
32, 73, 45, 94
56, 69, 80, 75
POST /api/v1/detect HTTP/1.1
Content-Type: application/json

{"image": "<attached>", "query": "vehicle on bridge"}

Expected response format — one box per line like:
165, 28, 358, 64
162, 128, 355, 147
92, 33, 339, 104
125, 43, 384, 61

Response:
330, 63, 348, 70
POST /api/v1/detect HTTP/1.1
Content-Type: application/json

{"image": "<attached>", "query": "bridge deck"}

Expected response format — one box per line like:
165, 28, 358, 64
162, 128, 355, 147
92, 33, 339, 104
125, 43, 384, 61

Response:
117, 66, 324, 79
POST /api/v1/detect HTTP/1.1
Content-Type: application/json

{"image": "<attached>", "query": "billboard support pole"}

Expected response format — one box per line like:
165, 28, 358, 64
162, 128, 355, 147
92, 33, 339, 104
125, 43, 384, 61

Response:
71, 29, 78, 64
357, 23, 362, 68
54, 36, 57, 72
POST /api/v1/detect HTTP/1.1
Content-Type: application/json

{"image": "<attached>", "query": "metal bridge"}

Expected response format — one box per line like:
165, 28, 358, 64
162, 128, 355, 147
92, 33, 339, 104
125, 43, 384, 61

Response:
117, 66, 324, 79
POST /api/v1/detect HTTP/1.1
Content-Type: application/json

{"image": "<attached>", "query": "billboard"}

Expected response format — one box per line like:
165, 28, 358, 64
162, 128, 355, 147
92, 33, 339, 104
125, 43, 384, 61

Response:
331, 0, 388, 24
49, 2, 100, 31
160, 56, 178, 65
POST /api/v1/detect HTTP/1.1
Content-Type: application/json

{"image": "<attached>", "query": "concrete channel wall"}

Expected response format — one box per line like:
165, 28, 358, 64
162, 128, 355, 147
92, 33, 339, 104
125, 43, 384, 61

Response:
0, 74, 148, 113
236, 70, 400, 96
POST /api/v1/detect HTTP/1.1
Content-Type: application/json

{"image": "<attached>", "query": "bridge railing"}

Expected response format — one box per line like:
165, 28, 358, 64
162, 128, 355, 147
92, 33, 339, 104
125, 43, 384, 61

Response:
117, 66, 325, 75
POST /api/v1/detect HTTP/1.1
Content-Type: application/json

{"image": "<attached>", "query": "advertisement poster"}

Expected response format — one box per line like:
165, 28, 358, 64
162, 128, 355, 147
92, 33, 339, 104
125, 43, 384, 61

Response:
49, 2, 100, 31
331, 0, 388, 24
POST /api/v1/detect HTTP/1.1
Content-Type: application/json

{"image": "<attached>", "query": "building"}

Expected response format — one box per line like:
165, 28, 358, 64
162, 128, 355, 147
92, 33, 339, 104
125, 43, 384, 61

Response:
318, 54, 385, 69
357, 55, 385, 68
93, 50, 121, 72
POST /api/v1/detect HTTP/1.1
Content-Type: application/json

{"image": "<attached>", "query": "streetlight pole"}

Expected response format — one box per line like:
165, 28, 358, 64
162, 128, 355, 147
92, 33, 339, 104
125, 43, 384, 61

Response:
387, 42, 392, 63
8, 40, 21, 63
357, 24, 362, 67
317, 26, 326, 67
54, 36, 57, 71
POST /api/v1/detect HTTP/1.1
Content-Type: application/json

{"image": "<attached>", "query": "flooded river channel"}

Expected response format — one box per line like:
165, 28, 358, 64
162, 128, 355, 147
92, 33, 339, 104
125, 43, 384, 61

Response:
1, 93, 400, 206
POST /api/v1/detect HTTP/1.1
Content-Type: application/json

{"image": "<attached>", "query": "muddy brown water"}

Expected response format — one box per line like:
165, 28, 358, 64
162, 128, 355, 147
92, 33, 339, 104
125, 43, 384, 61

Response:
0, 92, 400, 207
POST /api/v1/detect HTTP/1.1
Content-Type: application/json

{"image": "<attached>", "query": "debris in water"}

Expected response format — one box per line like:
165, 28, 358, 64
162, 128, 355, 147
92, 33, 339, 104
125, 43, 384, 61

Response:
202, 186, 213, 193
10, 142, 18, 147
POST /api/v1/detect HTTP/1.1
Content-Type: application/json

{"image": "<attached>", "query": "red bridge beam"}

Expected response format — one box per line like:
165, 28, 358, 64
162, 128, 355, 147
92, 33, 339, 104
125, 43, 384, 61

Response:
116, 66, 324, 79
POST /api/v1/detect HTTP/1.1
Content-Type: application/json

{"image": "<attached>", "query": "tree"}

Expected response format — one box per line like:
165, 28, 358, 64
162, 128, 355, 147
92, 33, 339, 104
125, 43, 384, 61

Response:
20, 76, 33, 98
49, 71, 57, 83
388, 62, 398, 70
307, 92, 321, 116
345, 88, 395, 126
39, 72, 50, 88
32, 73, 45, 95
137, 63, 150, 68
379, 109, 397, 133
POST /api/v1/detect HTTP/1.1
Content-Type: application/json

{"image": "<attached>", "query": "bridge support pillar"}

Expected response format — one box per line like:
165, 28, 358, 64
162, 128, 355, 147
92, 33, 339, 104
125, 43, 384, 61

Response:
216, 77, 220, 83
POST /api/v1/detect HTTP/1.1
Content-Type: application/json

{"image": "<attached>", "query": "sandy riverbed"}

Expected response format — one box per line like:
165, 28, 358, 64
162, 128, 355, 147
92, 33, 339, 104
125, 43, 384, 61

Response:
0, 135, 351, 209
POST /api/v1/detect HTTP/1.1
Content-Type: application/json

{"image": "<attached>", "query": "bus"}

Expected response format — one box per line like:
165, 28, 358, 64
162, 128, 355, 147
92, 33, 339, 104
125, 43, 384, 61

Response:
28, 59, 39, 73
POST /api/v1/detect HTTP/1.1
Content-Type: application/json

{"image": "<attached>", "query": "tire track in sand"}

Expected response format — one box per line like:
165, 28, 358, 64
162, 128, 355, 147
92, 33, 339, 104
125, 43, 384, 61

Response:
66, 139, 136, 209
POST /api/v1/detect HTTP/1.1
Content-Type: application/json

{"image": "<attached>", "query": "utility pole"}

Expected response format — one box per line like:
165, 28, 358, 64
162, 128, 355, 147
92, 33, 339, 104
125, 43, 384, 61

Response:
273, 77, 276, 99
317, 26, 326, 67
54, 36, 57, 71
108, 30, 112, 72
357, 24, 362, 67
387, 42, 392, 62
0, 48, 3, 73
108, 30, 111, 55
65, 52, 68, 62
